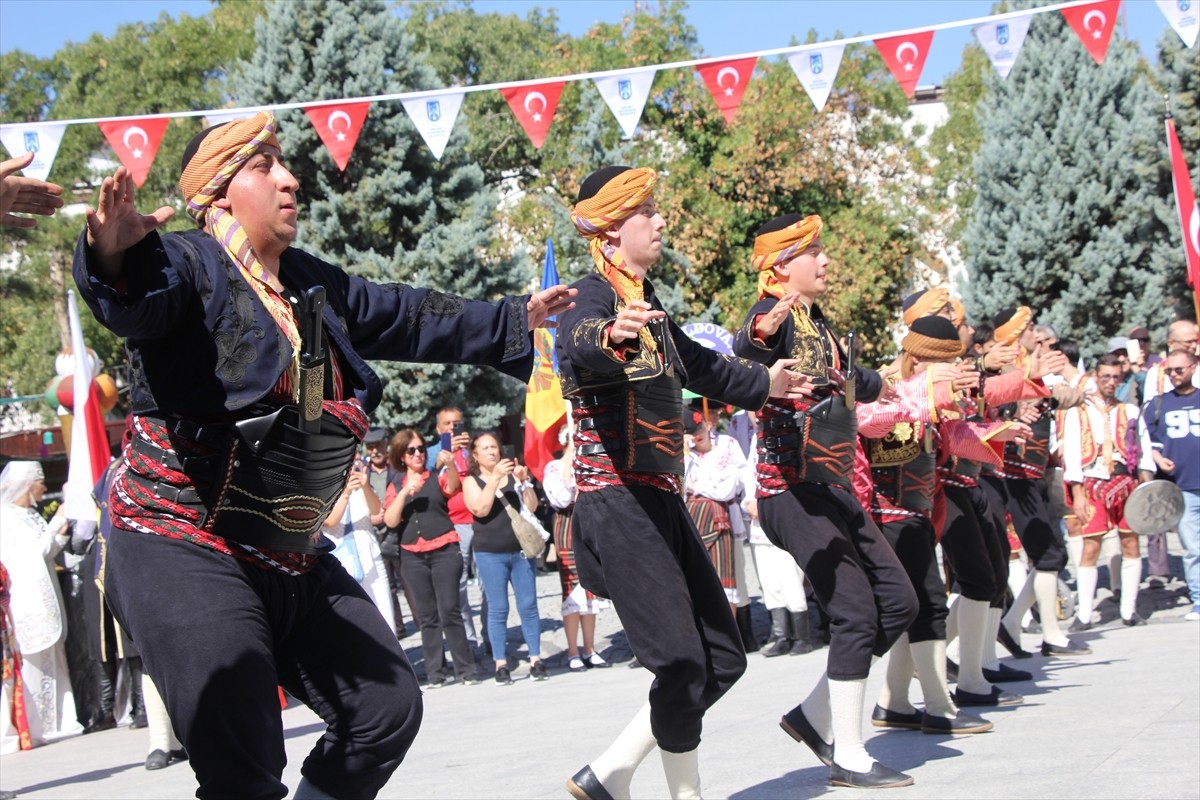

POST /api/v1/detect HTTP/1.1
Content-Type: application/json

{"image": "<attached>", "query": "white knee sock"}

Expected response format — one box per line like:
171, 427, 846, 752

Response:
1076, 565, 1099, 624
1034, 571, 1067, 646
983, 606, 1004, 670
660, 749, 702, 800
1067, 536, 1084, 573
955, 598, 993, 695
800, 672, 832, 742
945, 596, 961, 663
591, 702, 658, 800
829, 678, 874, 773
1120, 555, 1142, 620
877, 633, 915, 715
910, 639, 958, 718
1003, 568, 1036, 639
142, 673, 180, 754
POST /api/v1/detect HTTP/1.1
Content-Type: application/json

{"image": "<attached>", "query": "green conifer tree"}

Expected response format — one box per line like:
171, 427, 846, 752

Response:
964, 9, 1185, 355
230, 0, 536, 433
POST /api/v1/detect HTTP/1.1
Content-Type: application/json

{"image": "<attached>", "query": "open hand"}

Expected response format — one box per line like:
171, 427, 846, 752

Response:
0, 152, 64, 228
527, 285, 577, 330
767, 359, 815, 400
85, 166, 174, 275
754, 292, 800, 340
609, 300, 666, 345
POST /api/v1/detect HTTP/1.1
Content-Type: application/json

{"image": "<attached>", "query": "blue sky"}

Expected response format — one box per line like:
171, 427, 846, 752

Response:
0, 0, 1178, 90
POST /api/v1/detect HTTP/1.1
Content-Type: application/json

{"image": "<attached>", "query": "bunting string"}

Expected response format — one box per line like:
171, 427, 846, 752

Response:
0, 0, 1194, 181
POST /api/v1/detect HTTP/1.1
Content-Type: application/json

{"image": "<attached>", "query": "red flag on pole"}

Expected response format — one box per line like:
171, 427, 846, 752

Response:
97, 117, 170, 188
501, 82, 565, 149
1166, 114, 1200, 315
696, 57, 758, 123
1062, 0, 1120, 65
304, 102, 371, 171
63, 291, 111, 520
874, 31, 935, 99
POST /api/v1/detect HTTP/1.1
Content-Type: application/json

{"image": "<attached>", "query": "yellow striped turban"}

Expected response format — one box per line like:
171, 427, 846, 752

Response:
901, 288, 951, 326
752, 214, 823, 300
179, 111, 280, 223
993, 306, 1032, 346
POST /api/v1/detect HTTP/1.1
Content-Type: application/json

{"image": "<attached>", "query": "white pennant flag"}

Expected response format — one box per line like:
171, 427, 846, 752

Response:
1156, 0, 1199, 48
787, 44, 846, 113
973, 13, 1033, 79
203, 110, 259, 127
0, 122, 68, 182
401, 91, 465, 160
593, 69, 657, 139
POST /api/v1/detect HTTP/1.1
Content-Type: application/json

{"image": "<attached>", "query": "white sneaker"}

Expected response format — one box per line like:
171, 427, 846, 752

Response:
1186, 605, 1200, 621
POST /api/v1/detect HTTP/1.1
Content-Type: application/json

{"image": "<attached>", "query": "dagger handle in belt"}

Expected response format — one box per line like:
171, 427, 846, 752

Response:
299, 286, 327, 432
844, 330, 856, 408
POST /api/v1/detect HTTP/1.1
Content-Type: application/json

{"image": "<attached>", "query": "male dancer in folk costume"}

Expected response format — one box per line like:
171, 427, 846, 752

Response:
73, 111, 574, 800
858, 316, 1030, 733
558, 167, 810, 800
734, 213, 919, 789
1062, 353, 1146, 629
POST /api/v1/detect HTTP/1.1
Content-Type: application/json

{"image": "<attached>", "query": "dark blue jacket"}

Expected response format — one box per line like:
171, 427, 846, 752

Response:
73, 229, 533, 417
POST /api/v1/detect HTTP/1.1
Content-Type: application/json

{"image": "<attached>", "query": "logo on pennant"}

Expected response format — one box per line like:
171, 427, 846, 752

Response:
98, 117, 170, 187
997, 23, 1009, 45
400, 92, 465, 160
697, 57, 757, 124
23, 132, 39, 152
787, 44, 846, 113
304, 102, 371, 172
1, 122, 68, 182
593, 69, 658, 139
1156, 0, 1199, 48
1182, 0, 1191, 10
426, 101, 441, 122
973, 13, 1032, 79
1062, 0, 1120, 65
874, 30, 934, 99
500, 82, 565, 150
619, 79, 633, 100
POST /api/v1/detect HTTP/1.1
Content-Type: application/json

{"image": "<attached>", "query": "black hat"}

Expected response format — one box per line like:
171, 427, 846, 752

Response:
577, 166, 633, 203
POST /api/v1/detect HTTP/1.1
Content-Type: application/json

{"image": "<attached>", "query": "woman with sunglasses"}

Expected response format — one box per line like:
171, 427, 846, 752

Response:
461, 432, 547, 685
383, 430, 479, 688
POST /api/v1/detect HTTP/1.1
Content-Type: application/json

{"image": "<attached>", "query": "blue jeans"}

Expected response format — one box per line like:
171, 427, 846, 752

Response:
1179, 489, 1200, 606
474, 550, 541, 662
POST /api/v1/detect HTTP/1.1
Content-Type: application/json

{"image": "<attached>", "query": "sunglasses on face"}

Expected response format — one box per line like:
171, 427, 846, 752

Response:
1165, 366, 1192, 376
406, 445, 426, 455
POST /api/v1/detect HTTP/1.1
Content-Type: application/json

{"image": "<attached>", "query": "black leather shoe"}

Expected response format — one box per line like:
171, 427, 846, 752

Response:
996, 626, 1034, 659
829, 761, 914, 788
1123, 613, 1147, 627
83, 714, 117, 735
1040, 639, 1092, 656
870, 704, 924, 730
566, 765, 614, 800
145, 748, 187, 771
130, 711, 148, 729
983, 663, 1032, 683
922, 709, 993, 734
954, 686, 1024, 707
1068, 618, 1093, 632
780, 704, 834, 766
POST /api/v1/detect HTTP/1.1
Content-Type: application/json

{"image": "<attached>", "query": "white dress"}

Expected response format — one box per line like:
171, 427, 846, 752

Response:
0, 504, 83, 752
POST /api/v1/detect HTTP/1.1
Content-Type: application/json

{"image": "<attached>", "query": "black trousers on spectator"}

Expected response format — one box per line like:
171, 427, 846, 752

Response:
759, 484, 917, 681
880, 515, 948, 643
979, 476, 1015, 609
399, 543, 477, 683
942, 485, 1008, 605
571, 485, 746, 753
103, 528, 422, 800
1005, 477, 1068, 572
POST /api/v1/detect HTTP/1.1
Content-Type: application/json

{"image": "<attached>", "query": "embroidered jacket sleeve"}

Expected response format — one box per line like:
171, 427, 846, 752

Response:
857, 372, 957, 439
939, 420, 1006, 469
983, 369, 1051, 406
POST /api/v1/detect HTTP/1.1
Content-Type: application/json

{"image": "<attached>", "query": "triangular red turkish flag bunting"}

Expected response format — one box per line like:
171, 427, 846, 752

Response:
1062, 0, 1120, 65
500, 82, 565, 149
97, 117, 169, 187
304, 102, 371, 171
874, 30, 935, 99
1166, 116, 1200, 304
696, 57, 758, 124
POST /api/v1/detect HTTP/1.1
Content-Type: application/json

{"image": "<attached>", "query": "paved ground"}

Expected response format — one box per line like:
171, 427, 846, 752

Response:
2, 536, 1197, 799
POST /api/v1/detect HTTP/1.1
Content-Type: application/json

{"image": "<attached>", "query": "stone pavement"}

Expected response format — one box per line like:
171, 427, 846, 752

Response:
2, 540, 1197, 800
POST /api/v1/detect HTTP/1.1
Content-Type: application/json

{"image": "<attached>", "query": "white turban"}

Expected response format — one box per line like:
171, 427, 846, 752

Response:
0, 461, 43, 508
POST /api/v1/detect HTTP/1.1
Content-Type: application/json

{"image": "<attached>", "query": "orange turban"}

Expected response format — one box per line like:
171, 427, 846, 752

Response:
570, 167, 658, 239
903, 316, 965, 360
949, 299, 966, 328
993, 306, 1032, 345
901, 288, 951, 326
752, 214, 823, 300
179, 111, 280, 222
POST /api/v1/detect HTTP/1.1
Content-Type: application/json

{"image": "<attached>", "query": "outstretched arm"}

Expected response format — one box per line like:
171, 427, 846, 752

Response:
84, 166, 175, 282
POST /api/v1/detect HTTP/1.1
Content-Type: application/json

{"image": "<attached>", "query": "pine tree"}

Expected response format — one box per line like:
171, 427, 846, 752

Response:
229, 0, 536, 433
964, 9, 1186, 356
1157, 29, 1198, 189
